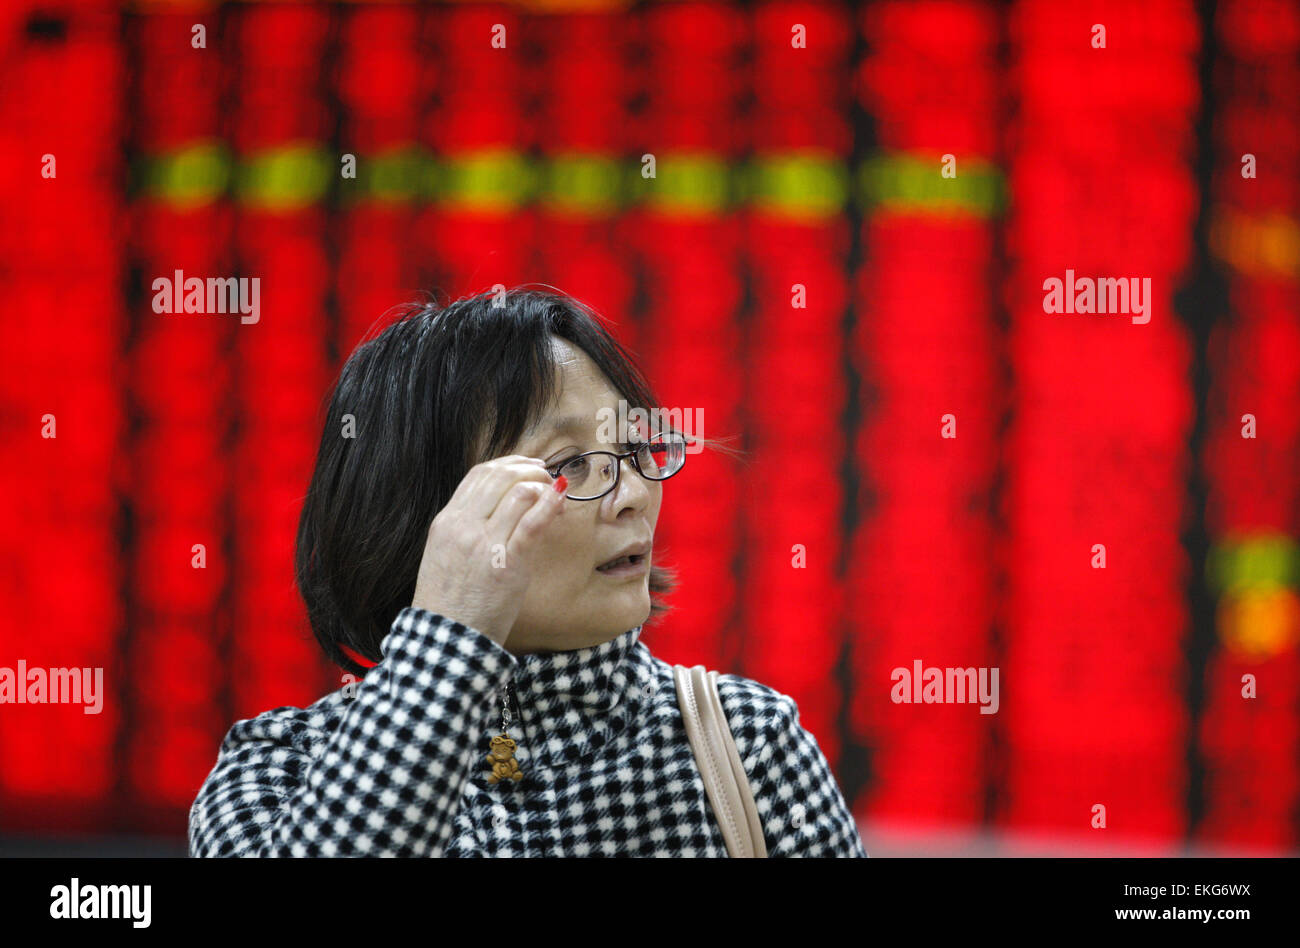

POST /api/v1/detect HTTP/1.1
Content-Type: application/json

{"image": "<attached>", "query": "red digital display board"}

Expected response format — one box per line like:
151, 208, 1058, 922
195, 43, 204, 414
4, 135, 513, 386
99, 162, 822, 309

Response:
0, 0, 1295, 856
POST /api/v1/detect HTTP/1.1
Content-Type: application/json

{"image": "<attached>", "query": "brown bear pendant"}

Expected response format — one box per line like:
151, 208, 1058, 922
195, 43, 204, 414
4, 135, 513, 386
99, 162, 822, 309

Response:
486, 733, 524, 783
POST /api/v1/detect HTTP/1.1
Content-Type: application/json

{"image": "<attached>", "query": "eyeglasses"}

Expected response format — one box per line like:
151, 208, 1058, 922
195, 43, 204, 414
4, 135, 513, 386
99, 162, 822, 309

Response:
547, 430, 688, 501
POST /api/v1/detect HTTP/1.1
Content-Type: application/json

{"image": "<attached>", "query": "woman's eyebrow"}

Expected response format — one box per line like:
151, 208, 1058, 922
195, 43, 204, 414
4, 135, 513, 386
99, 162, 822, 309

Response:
527, 414, 595, 439
528, 412, 634, 452
524, 415, 587, 454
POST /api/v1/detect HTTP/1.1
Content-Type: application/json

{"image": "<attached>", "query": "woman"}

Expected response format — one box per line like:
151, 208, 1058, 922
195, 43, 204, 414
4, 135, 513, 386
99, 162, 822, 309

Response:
189, 286, 867, 857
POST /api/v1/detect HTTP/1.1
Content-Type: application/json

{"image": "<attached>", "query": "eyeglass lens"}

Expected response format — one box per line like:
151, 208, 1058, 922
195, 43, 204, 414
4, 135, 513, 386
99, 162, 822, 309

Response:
559, 434, 687, 499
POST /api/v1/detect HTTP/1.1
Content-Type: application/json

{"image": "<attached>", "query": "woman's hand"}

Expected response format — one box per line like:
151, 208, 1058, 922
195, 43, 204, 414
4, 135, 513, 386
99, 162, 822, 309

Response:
411, 455, 566, 648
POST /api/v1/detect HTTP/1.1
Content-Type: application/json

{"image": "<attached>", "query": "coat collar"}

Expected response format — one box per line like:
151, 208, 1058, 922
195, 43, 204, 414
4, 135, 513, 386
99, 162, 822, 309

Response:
514, 625, 645, 712
480, 625, 658, 779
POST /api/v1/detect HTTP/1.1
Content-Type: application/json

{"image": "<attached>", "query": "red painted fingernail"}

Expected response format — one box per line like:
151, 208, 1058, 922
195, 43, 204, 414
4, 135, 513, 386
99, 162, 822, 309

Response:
553, 475, 568, 494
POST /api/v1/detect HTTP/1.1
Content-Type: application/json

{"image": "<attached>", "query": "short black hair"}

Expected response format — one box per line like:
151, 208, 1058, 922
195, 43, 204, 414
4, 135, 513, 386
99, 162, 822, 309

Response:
296, 286, 703, 676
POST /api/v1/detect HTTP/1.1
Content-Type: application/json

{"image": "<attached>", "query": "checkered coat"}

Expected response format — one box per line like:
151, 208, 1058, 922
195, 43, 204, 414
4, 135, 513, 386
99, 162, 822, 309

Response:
189, 607, 868, 857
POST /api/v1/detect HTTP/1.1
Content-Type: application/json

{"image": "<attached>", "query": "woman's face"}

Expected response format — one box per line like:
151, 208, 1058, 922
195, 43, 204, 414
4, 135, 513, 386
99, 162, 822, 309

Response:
497, 336, 663, 654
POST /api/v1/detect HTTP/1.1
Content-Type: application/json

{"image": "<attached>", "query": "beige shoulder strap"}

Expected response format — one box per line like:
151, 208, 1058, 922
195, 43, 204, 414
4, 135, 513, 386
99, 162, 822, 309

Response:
673, 663, 768, 857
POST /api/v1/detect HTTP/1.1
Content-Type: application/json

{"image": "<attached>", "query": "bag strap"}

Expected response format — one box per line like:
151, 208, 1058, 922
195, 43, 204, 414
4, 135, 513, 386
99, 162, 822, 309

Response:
673, 663, 768, 858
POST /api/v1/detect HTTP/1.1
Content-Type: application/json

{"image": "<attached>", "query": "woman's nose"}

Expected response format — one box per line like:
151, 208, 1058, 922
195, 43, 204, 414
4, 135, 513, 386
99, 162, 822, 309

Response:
609, 455, 651, 507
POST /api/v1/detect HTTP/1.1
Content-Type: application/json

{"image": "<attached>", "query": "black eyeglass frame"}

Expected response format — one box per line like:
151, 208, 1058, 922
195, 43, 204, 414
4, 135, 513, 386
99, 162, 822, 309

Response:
546, 430, 688, 501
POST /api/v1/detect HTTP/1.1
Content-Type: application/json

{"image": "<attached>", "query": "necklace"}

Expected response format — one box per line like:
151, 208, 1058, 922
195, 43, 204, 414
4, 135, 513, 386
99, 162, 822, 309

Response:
486, 678, 525, 783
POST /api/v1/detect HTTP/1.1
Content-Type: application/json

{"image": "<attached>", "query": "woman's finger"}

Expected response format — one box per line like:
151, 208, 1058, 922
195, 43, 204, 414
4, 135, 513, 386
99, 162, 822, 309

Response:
487, 479, 563, 556
468, 458, 555, 522
505, 479, 565, 552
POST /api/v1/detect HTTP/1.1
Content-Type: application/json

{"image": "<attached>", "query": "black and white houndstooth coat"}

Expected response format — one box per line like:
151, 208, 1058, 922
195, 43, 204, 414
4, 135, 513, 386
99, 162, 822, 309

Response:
189, 607, 869, 857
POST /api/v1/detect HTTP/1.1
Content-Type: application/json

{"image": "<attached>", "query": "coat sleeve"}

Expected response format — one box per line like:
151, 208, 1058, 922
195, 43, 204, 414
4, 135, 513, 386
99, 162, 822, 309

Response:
188, 607, 516, 857
752, 692, 868, 858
